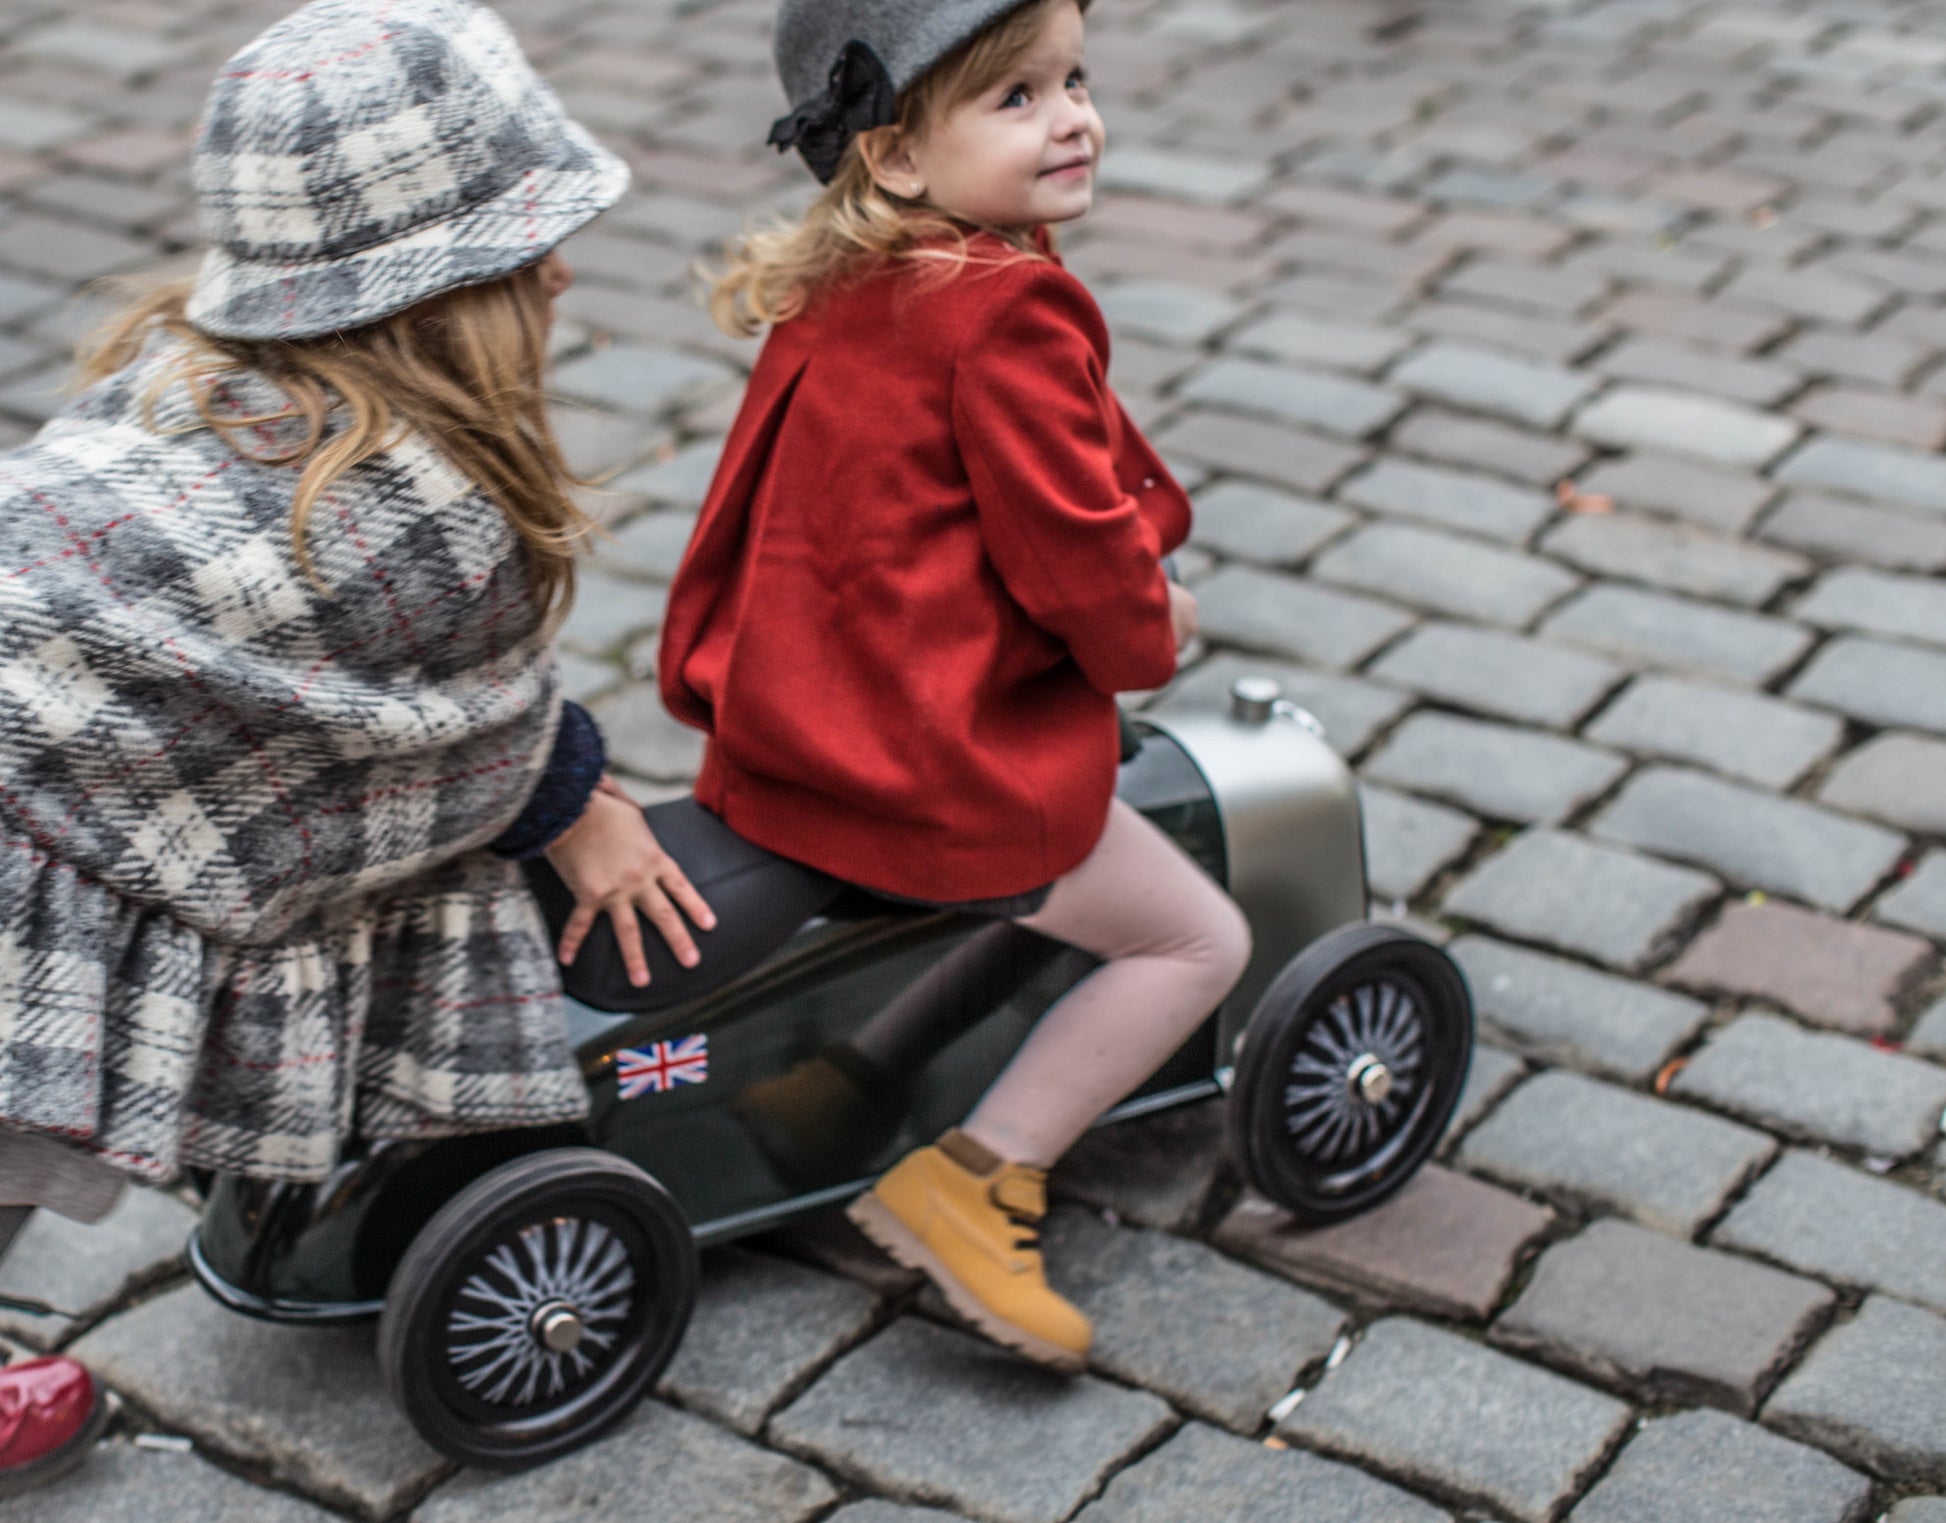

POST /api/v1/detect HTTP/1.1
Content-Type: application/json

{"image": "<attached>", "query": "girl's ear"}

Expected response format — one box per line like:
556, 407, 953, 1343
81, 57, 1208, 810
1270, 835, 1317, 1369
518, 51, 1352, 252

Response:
858, 125, 925, 200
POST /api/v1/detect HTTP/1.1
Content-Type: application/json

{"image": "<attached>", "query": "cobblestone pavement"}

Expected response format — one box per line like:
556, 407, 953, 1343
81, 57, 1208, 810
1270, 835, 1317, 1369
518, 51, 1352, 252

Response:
5, 0, 1946, 1517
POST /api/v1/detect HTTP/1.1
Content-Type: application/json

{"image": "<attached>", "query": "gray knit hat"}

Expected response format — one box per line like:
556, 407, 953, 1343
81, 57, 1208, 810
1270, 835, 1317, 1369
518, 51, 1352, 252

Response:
186, 0, 628, 340
768, 0, 1044, 183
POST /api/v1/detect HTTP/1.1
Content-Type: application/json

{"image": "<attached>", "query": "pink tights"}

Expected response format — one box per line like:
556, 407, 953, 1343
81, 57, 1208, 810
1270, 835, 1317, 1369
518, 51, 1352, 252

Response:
961, 799, 1253, 1168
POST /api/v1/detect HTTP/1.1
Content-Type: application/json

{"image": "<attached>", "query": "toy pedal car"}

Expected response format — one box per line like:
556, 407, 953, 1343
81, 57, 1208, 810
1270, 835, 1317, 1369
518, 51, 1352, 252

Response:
188, 676, 1475, 1470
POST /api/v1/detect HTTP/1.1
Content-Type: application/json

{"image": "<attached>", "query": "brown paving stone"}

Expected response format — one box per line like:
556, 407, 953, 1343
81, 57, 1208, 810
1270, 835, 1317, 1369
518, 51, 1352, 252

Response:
1662, 900, 1934, 1036
1212, 1166, 1553, 1322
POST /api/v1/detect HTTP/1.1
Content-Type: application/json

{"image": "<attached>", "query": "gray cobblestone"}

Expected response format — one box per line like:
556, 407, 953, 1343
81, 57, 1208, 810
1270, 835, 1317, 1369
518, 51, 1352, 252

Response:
611, 438, 724, 509
1592, 339, 1804, 408
1436, 1030, 1526, 1144
1573, 387, 1802, 469
1339, 458, 1557, 542
769, 1318, 1173, 1523
1098, 147, 1270, 206
1764, 1297, 1946, 1487
1313, 522, 1579, 627
1790, 636, 1946, 736
416, 1401, 838, 1523
1541, 586, 1815, 685
1758, 491, 1946, 572
551, 343, 735, 417
1282, 1317, 1633, 1523
68, 1286, 444, 1518
1389, 341, 1598, 429
1888, 1503, 1946, 1523
1592, 766, 1907, 913
1819, 733, 1946, 834
1451, 935, 1707, 1081
1364, 712, 1626, 825
1585, 676, 1843, 790
1573, 453, 1776, 534
1493, 1220, 1833, 1414
0, 1185, 193, 1348
1673, 1013, 1946, 1159
1360, 783, 1482, 903
1390, 407, 1590, 486
1154, 409, 1367, 494
1231, 311, 1414, 375
1796, 566, 1946, 648
1193, 563, 1414, 669
1445, 827, 1718, 970
1075, 1423, 1450, 1523
1540, 515, 1809, 607
1096, 280, 1246, 347
1186, 481, 1353, 567
1043, 1208, 1347, 1433
1713, 1150, 1946, 1316
657, 1249, 879, 1436
599, 511, 700, 583
1725, 265, 1891, 326
1568, 1409, 1872, 1523
25, 1441, 344, 1523
1877, 851, 1946, 939
1179, 358, 1406, 439
1460, 1069, 1776, 1234
1776, 436, 1946, 516
1371, 624, 1624, 728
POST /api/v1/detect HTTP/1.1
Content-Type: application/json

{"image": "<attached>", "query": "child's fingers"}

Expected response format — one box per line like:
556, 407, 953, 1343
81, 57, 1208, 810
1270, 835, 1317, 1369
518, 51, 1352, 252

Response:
663, 866, 717, 932
557, 903, 596, 967
608, 899, 651, 987
640, 885, 700, 968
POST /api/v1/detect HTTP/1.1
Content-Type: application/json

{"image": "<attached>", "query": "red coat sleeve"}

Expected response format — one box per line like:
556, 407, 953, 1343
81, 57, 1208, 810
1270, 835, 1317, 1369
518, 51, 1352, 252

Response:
951, 265, 1180, 697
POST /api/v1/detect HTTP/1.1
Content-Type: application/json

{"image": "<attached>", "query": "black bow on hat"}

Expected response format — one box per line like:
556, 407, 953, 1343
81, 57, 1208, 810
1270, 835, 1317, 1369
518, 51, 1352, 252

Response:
767, 39, 896, 184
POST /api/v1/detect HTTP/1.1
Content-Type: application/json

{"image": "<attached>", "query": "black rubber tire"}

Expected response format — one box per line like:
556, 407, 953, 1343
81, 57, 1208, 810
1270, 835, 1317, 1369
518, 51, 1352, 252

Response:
1227, 922, 1473, 1226
376, 1148, 696, 1471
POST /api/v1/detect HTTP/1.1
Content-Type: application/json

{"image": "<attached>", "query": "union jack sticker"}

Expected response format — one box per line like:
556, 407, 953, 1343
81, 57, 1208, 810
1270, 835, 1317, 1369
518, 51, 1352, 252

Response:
616, 1035, 709, 1099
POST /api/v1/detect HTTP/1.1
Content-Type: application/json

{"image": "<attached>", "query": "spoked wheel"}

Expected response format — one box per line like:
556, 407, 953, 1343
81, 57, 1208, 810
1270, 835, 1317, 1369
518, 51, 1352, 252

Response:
377, 1149, 696, 1470
1228, 922, 1473, 1226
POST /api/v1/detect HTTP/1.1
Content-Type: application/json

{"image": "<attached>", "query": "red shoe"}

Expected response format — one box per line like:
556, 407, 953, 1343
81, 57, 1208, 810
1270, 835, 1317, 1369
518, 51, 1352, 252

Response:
0, 1356, 108, 1498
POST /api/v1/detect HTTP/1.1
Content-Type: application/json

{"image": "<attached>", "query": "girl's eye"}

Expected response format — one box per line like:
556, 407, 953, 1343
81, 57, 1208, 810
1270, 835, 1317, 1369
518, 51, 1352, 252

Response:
1067, 68, 1088, 91
1001, 84, 1030, 108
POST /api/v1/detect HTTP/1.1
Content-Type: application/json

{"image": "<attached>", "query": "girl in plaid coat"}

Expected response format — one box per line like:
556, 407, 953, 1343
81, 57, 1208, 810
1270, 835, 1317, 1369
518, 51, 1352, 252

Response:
0, 0, 708, 1492
660, 0, 1252, 1372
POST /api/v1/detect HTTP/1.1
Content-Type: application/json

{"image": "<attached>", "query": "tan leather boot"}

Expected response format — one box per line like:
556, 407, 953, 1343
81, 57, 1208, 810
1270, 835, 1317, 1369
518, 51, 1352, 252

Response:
847, 1129, 1091, 1373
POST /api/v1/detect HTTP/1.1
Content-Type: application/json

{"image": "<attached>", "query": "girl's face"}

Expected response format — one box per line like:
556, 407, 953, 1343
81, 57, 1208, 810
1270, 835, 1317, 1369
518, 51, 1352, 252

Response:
887, 0, 1105, 231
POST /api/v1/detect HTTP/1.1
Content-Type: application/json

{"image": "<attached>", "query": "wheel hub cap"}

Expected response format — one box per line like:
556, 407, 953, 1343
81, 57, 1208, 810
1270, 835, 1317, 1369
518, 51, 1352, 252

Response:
1282, 979, 1426, 1165
445, 1216, 637, 1408
1347, 1054, 1394, 1105
532, 1300, 585, 1354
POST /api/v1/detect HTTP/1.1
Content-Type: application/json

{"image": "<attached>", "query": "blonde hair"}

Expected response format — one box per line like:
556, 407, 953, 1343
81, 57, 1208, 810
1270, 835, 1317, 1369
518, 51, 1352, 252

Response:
78, 262, 590, 621
710, 0, 1067, 335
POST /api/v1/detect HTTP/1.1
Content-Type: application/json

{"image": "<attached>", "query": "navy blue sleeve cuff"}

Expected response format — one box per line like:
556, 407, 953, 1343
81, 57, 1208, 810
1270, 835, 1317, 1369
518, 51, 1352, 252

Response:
489, 700, 607, 860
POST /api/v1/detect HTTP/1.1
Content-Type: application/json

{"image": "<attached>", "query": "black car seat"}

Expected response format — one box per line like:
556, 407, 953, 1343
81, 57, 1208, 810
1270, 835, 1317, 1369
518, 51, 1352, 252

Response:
523, 796, 850, 1014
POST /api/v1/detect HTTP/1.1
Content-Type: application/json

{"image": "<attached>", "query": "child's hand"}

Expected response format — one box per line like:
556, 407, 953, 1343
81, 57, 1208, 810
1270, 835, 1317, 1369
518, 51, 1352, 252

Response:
544, 779, 718, 986
1168, 582, 1198, 651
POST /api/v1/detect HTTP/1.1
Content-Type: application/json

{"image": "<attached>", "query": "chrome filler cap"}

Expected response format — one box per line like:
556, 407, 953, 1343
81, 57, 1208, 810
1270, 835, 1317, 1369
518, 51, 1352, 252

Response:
1231, 676, 1281, 724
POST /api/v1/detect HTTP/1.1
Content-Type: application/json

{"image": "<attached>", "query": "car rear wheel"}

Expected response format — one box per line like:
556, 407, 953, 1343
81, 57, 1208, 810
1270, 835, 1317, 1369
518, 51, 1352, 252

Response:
1227, 922, 1472, 1226
377, 1148, 696, 1470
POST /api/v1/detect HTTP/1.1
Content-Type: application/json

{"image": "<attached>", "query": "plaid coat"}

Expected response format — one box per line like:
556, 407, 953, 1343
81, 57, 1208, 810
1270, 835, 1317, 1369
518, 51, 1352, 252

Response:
0, 337, 586, 1184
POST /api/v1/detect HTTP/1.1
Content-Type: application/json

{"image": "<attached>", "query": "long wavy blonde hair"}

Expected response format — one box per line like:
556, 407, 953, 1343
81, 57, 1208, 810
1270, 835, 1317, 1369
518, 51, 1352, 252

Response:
710, 0, 1065, 336
78, 261, 590, 621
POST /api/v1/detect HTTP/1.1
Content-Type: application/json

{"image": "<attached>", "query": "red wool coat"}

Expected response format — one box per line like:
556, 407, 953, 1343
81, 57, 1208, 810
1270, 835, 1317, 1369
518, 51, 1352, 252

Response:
658, 234, 1192, 900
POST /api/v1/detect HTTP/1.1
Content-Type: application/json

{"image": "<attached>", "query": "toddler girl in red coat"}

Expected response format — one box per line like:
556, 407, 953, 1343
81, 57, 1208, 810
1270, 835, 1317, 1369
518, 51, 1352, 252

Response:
659, 0, 1251, 1372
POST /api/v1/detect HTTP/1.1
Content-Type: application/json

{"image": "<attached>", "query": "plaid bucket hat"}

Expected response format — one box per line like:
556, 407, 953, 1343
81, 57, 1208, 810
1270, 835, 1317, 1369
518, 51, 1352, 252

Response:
187, 0, 628, 340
